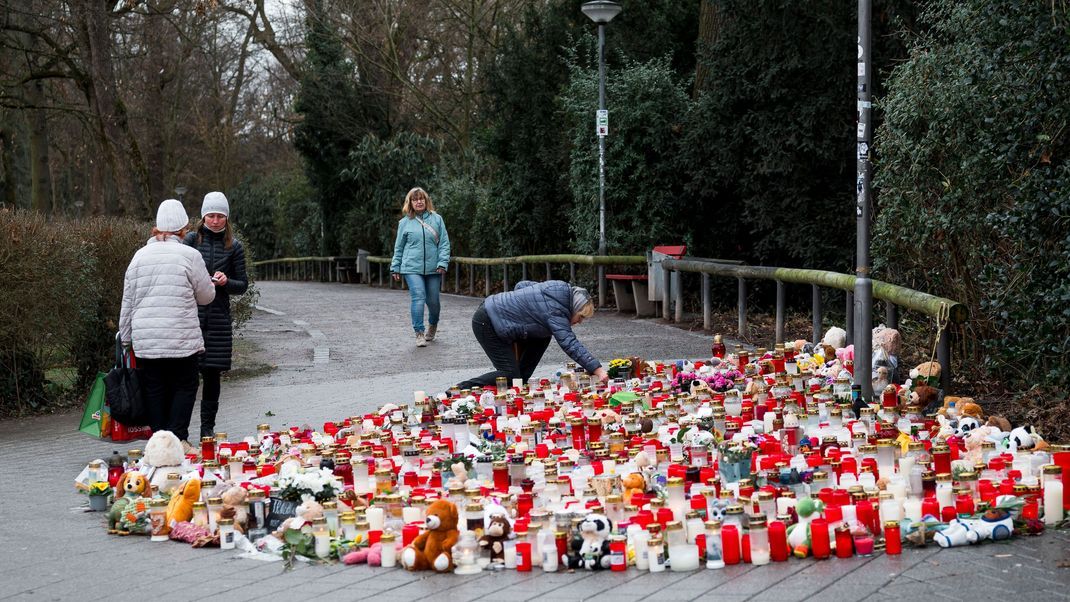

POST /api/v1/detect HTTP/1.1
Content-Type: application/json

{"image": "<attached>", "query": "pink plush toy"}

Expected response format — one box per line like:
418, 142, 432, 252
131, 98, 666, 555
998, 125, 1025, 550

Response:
343, 542, 384, 566
835, 345, 854, 364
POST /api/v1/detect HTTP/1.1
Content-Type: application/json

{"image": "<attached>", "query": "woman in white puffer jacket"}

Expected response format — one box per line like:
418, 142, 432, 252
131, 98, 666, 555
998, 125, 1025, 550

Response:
119, 199, 215, 448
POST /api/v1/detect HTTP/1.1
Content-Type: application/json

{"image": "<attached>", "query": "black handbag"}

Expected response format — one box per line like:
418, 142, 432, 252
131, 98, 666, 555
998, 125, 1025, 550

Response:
105, 334, 148, 425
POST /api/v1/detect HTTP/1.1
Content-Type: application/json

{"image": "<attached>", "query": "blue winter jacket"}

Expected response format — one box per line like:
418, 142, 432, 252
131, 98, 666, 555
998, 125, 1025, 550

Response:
484, 280, 601, 373
390, 211, 451, 275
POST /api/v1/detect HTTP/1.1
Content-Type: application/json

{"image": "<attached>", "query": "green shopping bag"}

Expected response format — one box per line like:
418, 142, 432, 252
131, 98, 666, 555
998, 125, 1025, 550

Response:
78, 372, 107, 438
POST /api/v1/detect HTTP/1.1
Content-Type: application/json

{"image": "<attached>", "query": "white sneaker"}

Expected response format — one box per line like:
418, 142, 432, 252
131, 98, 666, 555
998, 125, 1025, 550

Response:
425, 325, 437, 342
415, 332, 427, 347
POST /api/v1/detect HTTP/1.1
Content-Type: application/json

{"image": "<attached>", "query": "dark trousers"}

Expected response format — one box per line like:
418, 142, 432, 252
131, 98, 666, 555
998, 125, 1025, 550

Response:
456, 305, 551, 389
138, 355, 199, 442
199, 368, 222, 439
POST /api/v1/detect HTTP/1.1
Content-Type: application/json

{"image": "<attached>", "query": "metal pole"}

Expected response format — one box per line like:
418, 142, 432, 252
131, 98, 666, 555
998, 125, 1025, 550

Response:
775, 280, 786, 344
662, 269, 671, 320
737, 277, 747, 338
885, 301, 898, 330
701, 273, 711, 331
503, 264, 509, 292
937, 328, 951, 392
673, 270, 683, 323
596, 23, 608, 309
597, 23, 607, 261
812, 285, 822, 344
854, 0, 874, 401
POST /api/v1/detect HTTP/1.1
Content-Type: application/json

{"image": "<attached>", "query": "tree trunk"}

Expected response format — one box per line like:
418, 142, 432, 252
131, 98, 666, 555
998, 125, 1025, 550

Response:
694, 0, 724, 98
24, 79, 53, 213
70, 0, 150, 216
0, 124, 16, 209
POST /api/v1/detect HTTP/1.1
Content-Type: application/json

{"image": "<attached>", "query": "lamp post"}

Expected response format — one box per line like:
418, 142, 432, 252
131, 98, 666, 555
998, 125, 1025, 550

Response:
174, 185, 187, 205
581, 0, 621, 307
854, 0, 874, 410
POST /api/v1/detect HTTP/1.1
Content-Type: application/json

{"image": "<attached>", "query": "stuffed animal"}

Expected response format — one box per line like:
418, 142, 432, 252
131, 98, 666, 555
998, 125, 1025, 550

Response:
562, 513, 613, 570
786, 497, 825, 558
910, 361, 941, 387
1009, 425, 1047, 451
117, 497, 152, 534
934, 508, 1014, 548
986, 415, 1012, 433
479, 514, 513, 563
220, 486, 249, 532
445, 462, 468, 490
400, 499, 459, 572
343, 542, 385, 566
872, 325, 901, 356
272, 500, 324, 539
822, 327, 847, 350
108, 471, 150, 533
909, 385, 940, 414
165, 478, 202, 534
621, 473, 646, 505
144, 430, 186, 491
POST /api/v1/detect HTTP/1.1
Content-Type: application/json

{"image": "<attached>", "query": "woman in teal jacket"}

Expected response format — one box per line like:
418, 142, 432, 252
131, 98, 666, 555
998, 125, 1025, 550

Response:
390, 187, 451, 347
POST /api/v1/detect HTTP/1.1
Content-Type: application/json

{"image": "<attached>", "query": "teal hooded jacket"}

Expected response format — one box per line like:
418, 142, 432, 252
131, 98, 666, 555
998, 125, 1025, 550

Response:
389, 210, 451, 275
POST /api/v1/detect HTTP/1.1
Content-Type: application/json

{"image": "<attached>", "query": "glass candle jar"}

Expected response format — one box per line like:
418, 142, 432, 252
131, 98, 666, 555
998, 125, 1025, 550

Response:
748, 515, 770, 566
705, 520, 724, 568
379, 532, 397, 567
149, 500, 169, 542
219, 518, 237, 550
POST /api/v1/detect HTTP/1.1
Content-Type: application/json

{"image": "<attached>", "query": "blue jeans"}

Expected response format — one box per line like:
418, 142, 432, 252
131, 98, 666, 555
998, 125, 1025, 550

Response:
403, 273, 441, 333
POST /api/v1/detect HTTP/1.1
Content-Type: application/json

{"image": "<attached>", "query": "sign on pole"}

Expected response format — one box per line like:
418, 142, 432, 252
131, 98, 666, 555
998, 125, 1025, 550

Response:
596, 109, 609, 137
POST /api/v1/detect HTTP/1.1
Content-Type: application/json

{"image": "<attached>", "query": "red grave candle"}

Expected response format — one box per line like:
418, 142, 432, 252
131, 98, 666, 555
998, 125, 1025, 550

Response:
516, 542, 532, 571
721, 524, 741, 565
884, 521, 902, 555
835, 525, 853, 558
810, 518, 830, 560
769, 520, 789, 562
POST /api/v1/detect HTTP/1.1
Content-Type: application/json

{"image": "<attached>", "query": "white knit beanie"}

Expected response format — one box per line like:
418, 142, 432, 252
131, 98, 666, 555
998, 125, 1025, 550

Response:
201, 191, 230, 217
156, 199, 190, 232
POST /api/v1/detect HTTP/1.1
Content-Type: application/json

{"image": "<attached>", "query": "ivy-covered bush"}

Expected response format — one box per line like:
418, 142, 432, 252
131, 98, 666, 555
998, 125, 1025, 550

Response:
562, 56, 691, 254
874, 1, 1070, 389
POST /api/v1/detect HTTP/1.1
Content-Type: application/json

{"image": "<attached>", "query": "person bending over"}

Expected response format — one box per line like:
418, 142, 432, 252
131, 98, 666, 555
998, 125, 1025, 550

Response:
456, 280, 608, 389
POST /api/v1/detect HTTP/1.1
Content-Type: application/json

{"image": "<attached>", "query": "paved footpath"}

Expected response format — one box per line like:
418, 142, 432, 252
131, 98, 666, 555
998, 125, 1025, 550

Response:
1, 282, 1066, 601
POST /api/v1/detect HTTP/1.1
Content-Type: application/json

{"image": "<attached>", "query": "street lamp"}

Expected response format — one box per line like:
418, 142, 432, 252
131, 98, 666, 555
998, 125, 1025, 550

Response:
174, 185, 187, 204
581, 0, 621, 307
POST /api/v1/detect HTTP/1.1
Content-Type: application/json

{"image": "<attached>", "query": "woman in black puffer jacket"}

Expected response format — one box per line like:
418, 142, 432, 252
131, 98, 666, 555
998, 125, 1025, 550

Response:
184, 191, 248, 440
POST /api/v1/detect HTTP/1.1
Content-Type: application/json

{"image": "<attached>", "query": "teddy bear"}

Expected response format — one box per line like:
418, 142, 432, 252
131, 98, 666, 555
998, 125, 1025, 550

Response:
822, 327, 847, 350
164, 478, 202, 535
562, 513, 613, 570
479, 513, 513, 563
910, 361, 941, 387
108, 471, 150, 533
908, 385, 940, 414
143, 430, 187, 492
220, 486, 249, 532
621, 472, 646, 505
400, 499, 459, 572
272, 499, 324, 539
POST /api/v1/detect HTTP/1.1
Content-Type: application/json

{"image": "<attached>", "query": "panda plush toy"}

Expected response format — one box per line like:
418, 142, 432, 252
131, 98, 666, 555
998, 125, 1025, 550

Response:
563, 513, 613, 570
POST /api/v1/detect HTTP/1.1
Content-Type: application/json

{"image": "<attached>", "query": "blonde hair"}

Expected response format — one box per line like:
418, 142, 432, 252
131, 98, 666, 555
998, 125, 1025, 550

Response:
575, 301, 595, 319
402, 187, 436, 217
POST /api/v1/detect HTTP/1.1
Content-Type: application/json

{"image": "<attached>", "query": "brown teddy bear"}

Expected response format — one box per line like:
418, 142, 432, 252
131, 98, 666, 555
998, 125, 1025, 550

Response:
220, 486, 249, 532
910, 361, 941, 386
908, 385, 940, 413
401, 499, 459, 572
479, 514, 513, 563
622, 472, 646, 505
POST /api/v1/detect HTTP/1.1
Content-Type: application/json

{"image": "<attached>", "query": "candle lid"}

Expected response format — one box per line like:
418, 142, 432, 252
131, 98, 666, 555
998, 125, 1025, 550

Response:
380, 532, 396, 542
218, 518, 234, 526
1042, 464, 1062, 475
883, 520, 899, 528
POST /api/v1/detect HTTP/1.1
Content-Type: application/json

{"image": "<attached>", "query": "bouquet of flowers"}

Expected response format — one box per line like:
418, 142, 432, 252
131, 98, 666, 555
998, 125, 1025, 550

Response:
717, 435, 760, 483
447, 396, 478, 420
671, 368, 744, 393
276, 466, 342, 502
